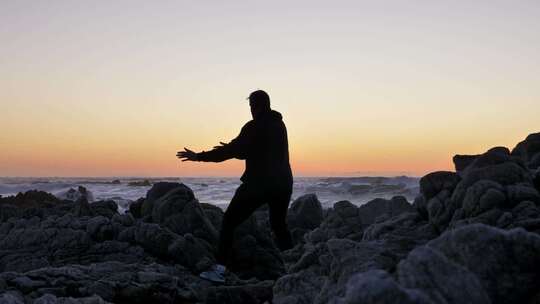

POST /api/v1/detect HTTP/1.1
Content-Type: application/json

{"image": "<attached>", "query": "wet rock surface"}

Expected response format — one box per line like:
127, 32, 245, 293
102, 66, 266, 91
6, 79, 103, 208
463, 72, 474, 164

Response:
1, 132, 540, 303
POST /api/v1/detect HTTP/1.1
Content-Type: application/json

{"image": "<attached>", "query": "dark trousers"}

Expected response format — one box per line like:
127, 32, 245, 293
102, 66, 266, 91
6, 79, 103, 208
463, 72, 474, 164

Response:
216, 183, 294, 265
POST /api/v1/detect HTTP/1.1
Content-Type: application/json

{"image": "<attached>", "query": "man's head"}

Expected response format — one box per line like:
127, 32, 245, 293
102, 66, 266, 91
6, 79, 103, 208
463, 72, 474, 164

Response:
248, 90, 270, 119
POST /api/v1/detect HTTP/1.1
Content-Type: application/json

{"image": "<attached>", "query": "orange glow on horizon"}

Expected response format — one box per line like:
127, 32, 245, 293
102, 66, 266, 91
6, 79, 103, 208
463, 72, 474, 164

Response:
1, 1, 539, 177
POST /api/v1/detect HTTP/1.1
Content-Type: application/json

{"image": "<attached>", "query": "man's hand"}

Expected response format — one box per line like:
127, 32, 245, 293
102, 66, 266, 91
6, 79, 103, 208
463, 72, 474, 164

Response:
177, 148, 198, 162
213, 141, 227, 149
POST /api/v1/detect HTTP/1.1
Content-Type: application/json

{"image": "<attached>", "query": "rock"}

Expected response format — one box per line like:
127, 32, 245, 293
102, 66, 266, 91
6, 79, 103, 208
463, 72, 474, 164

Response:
205, 280, 274, 304
143, 182, 186, 211
273, 241, 331, 304
142, 182, 219, 245
362, 212, 438, 250
425, 224, 540, 304
112, 213, 135, 227
315, 239, 399, 303
454, 157, 530, 193
273, 268, 327, 304
0, 190, 61, 208
228, 214, 286, 280
0, 262, 200, 303
419, 171, 461, 200
505, 184, 540, 207
512, 132, 540, 166
397, 246, 490, 304
35, 294, 113, 303
529, 153, 540, 170
335, 269, 431, 304
127, 180, 152, 187
128, 198, 144, 218
358, 196, 414, 226
89, 200, 118, 218
201, 203, 224, 231
461, 180, 506, 217
453, 154, 479, 172
287, 194, 324, 231
534, 170, 540, 192
331, 224, 540, 304
57, 186, 94, 202
0, 291, 24, 304
305, 201, 363, 244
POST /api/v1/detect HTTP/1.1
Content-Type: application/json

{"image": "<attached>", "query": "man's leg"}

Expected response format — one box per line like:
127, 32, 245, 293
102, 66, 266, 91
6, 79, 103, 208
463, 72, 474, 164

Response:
268, 189, 294, 251
216, 183, 264, 266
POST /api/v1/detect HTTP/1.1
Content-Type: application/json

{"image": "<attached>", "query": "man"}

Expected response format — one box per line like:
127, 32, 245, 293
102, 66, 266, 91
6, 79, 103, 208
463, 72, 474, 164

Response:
177, 90, 294, 283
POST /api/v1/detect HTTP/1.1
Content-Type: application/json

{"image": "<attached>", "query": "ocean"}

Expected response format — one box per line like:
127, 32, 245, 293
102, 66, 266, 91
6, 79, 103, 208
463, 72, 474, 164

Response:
0, 176, 420, 212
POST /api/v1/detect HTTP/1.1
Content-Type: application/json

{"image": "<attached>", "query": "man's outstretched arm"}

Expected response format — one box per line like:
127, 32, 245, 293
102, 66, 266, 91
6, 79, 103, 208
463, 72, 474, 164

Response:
177, 123, 254, 163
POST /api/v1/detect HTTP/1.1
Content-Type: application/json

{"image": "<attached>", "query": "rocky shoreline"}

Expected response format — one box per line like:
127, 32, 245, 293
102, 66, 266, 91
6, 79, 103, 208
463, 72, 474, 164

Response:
1, 133, 540, 303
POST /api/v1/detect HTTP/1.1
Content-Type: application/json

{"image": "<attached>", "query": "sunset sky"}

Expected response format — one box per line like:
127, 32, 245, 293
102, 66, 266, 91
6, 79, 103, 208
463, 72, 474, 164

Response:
1, 1, 539, 177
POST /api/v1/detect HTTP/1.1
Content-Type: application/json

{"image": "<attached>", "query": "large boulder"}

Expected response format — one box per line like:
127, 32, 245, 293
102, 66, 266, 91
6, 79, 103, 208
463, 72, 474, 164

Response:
228, 213, 287, 280
357, 196, 415, 226
0, 261, 201, 303
396, 246, 490, 304
424, 224, 540, 304
334, 269, 431, 304
305, 201, 363, 244
419, 171, 461, 200
332, 224, 540, 304
141, 182, 219, 246
287, 194, 324, 243
287, 194, 324, 231
362, 212, 438, 251
512, 132, 540, 168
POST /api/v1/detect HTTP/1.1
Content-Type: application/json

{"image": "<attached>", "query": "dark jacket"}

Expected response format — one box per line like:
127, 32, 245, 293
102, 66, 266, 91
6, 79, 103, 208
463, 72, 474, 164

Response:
197, 110, 293, 189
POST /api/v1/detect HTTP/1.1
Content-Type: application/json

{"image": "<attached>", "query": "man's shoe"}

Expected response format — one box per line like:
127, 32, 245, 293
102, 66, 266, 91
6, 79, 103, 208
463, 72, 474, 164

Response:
199, 264, 226, 284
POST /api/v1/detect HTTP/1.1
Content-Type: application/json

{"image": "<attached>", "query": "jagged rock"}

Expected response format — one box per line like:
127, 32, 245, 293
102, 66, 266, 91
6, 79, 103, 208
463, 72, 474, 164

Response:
512, 132, 540, 167
0, 190, 61, 208
397, 246, 490, 304
425, 224, 540, 304
88, 200, 118, 218
57, 186, 94, 202
505, 184, 540, 206
0, 262, 201, 303
333, 224, 540, 304
128, 198, 144, 219
286, 194, 324, 243
305, 201, 363, 244
453, 154, 479, 172
334, 269, 431, 304
0, 291, 24, 304
287, 194, 324, 231
274, 236, 406, 304
419, 171, 461, 200
358, 196, 414, 226
315, 239, 399, 303
362, 212, 438, 250
201, 203, 224, 232
454, 155, 530, 195
461, 180, 506, 217
228, 214, 286, 280
205, 280, 274, 304
34, 294, 112, 303
141, 182, 219, 245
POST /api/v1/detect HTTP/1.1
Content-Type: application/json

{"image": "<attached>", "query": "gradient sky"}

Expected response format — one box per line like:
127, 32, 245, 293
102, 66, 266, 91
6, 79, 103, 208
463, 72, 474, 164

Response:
1, 1, 539, 177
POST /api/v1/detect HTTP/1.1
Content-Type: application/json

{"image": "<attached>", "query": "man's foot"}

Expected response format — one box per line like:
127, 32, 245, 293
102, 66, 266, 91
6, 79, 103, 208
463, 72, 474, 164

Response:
199, 264, 226, 284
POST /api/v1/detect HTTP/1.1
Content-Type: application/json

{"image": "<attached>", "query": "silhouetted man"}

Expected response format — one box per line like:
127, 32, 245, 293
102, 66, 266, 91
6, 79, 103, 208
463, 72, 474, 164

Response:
177, 90, 293, 283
